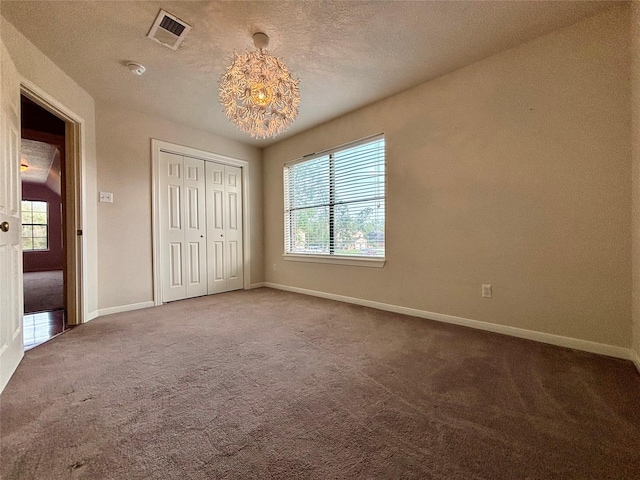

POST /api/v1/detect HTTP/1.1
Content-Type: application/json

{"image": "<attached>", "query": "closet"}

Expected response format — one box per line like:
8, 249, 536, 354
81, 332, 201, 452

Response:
158, 151, 243, 302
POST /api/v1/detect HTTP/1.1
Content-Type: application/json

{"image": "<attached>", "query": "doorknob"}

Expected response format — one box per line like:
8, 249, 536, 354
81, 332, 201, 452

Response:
0, 221, 9, 232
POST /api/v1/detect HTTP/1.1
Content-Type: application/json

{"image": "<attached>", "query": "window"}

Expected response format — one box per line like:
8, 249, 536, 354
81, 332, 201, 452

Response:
284, 135, 385, 263
21, 200, 49, 251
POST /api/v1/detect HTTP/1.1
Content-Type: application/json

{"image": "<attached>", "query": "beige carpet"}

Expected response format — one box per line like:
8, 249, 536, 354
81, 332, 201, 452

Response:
1, 288, 639, 479
23, 270, 64, 313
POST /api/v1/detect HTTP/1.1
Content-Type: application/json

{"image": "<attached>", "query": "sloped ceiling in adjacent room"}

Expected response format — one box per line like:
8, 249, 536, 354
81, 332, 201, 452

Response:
20, 140, 58, 185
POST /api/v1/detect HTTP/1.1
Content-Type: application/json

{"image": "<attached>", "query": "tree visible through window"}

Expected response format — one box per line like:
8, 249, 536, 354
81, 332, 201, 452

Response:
284, 135, 385, 257
22, 200, 48, 251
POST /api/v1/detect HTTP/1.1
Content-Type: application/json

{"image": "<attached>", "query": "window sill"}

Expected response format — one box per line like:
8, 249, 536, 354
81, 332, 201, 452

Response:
282, 253, 386, 268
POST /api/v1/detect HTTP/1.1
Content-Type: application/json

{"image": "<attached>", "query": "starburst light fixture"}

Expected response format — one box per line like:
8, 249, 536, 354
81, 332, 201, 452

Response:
219, 32, 300, 139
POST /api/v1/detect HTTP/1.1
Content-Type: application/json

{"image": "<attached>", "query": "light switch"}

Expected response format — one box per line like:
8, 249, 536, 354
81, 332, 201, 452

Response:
99, 192, 113, 203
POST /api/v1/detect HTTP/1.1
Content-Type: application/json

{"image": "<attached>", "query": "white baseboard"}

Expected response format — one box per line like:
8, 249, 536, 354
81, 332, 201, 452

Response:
97, 301, 155, 317
249, 282, 265, 289
85, 310, 99, 323
630, 348, 640, 373
264, 283, 633, 362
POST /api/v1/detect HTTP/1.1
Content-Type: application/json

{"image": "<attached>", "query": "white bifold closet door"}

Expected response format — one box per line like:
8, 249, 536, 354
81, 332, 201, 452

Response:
159, 151, 244, 302
206, 162, 243, 294
159, 152, 208, 302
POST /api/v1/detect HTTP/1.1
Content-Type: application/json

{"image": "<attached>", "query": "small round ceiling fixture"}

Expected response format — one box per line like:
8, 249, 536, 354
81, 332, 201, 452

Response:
127, 62, 146, 76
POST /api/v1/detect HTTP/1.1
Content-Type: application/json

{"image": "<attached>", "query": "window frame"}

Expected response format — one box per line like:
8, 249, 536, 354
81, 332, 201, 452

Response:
21, 199, 50, 252
283, 134, 386, 268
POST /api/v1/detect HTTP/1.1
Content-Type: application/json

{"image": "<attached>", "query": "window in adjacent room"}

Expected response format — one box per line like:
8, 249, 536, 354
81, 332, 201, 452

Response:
284, 134, 385, 265
21, 200, 49, 251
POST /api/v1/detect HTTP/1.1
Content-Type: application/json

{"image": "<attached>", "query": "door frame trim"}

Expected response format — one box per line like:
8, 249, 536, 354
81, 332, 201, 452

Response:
151, 139, 251, 306
20, 79, 86, 325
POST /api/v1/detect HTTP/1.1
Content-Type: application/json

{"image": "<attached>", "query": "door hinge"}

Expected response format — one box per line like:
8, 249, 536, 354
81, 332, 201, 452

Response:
77, 230, 83, 236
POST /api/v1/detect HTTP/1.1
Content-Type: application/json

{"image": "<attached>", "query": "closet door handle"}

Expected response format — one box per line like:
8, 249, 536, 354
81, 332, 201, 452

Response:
0, 222, 9, 232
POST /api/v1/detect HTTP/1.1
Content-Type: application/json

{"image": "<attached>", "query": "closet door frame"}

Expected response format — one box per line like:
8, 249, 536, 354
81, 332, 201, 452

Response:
151, 139, 251, 305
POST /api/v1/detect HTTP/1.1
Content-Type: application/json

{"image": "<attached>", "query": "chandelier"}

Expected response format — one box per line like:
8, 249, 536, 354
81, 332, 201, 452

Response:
219, 32, 300, 139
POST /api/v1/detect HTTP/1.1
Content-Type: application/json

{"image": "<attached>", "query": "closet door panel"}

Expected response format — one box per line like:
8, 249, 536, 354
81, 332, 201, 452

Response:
206, 161, 227, 294
183, 156, 207, 298
206, 162, 243, 293
159, 151, 186, 302
224, 165, 243, 291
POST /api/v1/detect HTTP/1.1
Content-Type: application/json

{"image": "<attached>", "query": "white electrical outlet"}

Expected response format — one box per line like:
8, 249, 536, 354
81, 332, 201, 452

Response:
482, 284, 492, 298
99, 192, 113, 203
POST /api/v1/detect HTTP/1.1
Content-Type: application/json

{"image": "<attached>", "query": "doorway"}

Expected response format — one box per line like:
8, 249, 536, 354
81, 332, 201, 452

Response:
1, 43, 85, 392
20, 95, 67, 349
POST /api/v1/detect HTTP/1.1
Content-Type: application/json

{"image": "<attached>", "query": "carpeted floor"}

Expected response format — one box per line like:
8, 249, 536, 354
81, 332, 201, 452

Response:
23, 270, 64, 313
1, 288, 639, 479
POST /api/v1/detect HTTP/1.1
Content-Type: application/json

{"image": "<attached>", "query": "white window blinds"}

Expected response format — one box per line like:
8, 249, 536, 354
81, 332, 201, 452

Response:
284, 135, 385, 257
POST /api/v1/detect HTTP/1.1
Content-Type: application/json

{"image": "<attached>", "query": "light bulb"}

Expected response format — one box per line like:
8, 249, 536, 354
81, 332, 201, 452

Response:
250, 83, 273, 107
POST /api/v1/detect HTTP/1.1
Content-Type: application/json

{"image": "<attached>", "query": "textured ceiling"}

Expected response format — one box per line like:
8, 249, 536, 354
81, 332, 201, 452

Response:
21, 139, 57, 184
1, 1, 615, 147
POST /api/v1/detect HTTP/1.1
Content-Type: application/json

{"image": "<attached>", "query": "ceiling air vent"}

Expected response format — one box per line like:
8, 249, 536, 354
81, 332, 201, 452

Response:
147, 9, 192, 50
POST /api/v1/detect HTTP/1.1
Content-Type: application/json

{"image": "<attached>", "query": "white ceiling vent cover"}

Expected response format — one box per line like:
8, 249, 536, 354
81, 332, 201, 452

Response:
147, 9, 192, 50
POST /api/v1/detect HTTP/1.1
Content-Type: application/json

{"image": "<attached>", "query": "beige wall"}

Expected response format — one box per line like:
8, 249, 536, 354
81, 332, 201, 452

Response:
264, 6, 632, 348
0, 16, 99, 319
632, 2, 640, 361
96, 103, 263, 310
